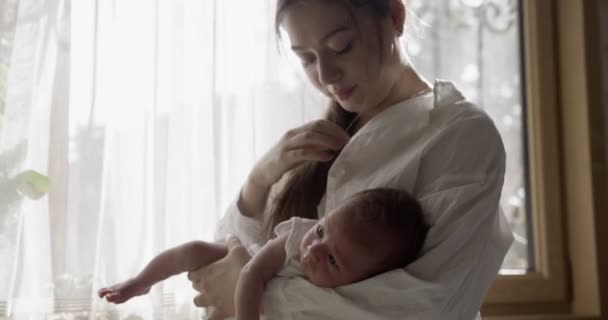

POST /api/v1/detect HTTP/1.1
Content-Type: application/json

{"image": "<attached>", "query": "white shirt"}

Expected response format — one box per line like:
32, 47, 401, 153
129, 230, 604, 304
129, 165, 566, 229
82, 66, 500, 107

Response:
216, 80, 514, 320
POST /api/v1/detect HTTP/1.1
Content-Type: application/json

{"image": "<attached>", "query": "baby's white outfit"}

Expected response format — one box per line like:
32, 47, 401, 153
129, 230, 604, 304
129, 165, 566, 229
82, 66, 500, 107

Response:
260, 217, 437, 320
272, 217, 317, 278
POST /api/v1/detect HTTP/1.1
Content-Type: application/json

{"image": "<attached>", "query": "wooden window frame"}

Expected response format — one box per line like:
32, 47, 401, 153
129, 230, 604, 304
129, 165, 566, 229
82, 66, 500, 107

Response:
481, 0, 608, 319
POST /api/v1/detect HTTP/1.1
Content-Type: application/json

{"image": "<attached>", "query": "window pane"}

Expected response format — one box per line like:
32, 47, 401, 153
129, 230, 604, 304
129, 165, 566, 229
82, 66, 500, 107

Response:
407, 0, 530, 272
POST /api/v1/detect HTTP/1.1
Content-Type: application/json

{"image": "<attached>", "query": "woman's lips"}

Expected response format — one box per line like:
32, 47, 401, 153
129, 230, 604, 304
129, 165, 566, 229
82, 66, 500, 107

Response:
335, 85, 357, 101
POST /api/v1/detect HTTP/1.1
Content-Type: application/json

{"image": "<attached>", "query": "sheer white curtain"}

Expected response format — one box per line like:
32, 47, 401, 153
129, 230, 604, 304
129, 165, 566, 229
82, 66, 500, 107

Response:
1, 0, 324, 318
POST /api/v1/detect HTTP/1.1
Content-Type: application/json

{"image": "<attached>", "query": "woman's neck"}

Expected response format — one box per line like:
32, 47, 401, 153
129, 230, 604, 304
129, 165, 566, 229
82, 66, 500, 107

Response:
355, 65, 431, 129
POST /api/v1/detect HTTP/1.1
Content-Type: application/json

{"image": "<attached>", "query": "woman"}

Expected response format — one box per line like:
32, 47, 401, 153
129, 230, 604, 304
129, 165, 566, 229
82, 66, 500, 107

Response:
188, 0, 513, 319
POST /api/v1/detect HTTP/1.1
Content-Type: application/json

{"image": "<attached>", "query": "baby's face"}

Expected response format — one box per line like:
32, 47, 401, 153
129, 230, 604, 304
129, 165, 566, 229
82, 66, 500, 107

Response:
298, 209, 391, 288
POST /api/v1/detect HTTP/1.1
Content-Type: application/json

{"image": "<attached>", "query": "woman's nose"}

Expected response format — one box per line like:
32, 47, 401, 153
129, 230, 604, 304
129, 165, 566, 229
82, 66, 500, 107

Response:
317, 58, 342, 85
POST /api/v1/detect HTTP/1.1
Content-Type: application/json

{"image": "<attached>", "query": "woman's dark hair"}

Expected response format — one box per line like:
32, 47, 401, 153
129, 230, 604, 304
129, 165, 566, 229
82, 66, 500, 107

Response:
274, 0, 391, 38
264, 0, 399, 238
263, 102, 356, 238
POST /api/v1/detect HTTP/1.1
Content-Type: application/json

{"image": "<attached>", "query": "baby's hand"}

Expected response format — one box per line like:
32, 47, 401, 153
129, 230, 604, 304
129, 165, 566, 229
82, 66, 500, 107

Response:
98, 278, 150, 304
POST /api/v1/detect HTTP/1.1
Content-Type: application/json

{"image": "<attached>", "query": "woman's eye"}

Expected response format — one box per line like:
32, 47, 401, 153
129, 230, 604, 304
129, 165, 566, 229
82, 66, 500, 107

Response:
328, 255, 337, 266
333, 41, 352, 55
302, 59, 313, 66
316, 224, 324, 237
299, 56, 316, 67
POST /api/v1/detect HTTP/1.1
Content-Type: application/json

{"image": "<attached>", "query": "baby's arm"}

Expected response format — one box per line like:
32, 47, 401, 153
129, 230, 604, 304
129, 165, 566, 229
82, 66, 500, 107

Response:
235, 233, 288, 320
99, 240, 227, 303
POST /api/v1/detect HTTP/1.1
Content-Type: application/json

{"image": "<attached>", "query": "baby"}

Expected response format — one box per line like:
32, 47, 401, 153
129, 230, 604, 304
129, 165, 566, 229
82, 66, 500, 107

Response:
98, 188, 429, 319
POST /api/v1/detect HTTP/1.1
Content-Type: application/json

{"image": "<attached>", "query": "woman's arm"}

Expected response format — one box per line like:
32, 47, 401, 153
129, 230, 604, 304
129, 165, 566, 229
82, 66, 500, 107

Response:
235, 234, 288, 320
260, 180, 506, 320
215, 119, 350, 244
187, 236, 252, 318
191, 120, 348, 316
237, 171, 273, 219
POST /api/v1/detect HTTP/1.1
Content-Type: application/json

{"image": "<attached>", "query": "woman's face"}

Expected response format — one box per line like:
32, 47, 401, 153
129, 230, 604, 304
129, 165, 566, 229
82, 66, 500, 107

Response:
282, 1, 402, 119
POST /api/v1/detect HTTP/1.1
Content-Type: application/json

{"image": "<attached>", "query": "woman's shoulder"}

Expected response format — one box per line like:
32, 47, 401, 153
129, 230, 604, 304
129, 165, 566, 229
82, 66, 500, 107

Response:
415, 81, 506, 173
427, 80, 501, 145
429, 81, 492, 128
410, 82, 506, 194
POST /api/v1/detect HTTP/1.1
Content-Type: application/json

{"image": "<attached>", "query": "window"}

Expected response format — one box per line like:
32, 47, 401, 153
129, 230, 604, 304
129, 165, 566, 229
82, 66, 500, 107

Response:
413, 0, 606, 317
407, 0, 530, 273
483, 0, 607, 317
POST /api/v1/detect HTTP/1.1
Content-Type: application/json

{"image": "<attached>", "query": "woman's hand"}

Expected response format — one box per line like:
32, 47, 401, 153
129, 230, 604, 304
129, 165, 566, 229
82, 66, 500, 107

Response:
188, 236, 251, 319
251, 119, 350, 187
238, 119, 350, 218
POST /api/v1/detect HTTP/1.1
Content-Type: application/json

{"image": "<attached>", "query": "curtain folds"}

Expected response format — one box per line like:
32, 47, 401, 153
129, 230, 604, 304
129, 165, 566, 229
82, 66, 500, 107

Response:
0, 0, 526, 318
1, 0, 322, 318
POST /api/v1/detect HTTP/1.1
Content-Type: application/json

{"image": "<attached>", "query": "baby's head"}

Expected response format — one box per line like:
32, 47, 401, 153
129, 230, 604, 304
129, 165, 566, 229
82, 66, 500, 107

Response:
299, 188, 428, 288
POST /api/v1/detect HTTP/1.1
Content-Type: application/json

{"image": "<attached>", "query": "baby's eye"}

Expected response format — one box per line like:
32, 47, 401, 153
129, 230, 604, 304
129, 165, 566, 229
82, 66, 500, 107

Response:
328, 255, 337, 266
316, 224, 324, 238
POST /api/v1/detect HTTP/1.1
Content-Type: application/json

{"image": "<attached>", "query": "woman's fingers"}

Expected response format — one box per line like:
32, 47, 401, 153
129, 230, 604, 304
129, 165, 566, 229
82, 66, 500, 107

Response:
224, 239, 252, 267
305, 119, 350, 142
286, 120, 349, 146
280, 120, 350, 164
225, 234, 242, 249
284, 148, 334, 163
251, 119, 350, 186
189, 264, 215, 292
206, 307, 228, 320
188, 243, 252, 315
285, 130, 348, 151
187, 268, 204, 283
193, 292, 213, 307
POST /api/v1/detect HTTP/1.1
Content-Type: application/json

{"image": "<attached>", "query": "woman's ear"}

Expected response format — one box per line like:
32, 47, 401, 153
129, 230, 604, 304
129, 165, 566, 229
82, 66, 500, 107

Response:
390, 0, 406, 36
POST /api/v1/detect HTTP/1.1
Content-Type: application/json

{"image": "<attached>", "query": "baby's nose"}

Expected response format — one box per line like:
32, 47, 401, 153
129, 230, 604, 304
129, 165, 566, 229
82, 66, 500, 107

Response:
307, 243, 323, 262
304, 253, 320, 267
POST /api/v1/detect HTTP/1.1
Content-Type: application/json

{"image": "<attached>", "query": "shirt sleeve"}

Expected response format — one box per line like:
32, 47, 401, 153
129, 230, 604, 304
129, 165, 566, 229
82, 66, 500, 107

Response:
214, 198, 266, 252
214, 172, 292, 251
260, 114, 513, 320
406, 114, 514, 319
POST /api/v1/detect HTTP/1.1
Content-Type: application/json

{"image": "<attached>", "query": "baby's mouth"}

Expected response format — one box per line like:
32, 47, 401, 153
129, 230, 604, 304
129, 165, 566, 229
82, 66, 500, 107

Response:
300, 255, 312, 274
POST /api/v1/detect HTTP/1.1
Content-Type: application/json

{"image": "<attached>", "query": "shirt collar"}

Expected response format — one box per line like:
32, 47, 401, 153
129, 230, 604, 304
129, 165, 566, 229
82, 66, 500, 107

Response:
433, 80, 466, 109
353, 88, 432, 140
353, 80, 466, 139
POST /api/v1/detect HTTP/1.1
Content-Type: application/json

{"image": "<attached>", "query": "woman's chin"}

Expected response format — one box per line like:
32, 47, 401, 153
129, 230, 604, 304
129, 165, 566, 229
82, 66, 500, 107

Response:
336, 101, 362, 114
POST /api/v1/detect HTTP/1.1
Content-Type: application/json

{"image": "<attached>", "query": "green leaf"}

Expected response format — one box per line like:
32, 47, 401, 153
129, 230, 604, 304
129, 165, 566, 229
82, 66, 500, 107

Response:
24, 170, 50, 192
15, 170, 50, 199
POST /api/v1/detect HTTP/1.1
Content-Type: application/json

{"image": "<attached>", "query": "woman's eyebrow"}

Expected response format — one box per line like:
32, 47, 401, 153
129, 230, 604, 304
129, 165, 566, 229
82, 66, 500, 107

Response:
291, 25, 352, 51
